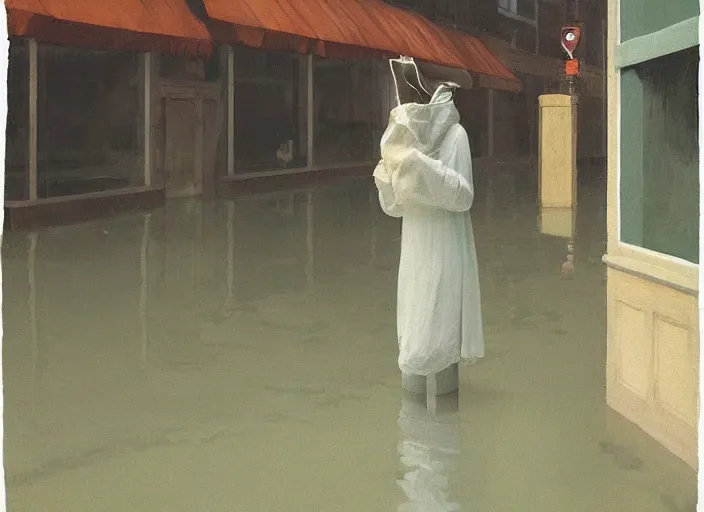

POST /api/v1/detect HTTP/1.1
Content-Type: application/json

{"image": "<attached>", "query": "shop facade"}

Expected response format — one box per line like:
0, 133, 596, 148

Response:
4, 0, 519, 230
605, 0, 699, 468
4, 39, 391, 228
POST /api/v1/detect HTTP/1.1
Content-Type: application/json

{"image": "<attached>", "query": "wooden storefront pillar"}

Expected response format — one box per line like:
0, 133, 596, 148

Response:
306, 53, 314, 170
227, 46, 235, 176
28, 39, 38, 200
487, 89, 495, 158
143, 52, 153, 188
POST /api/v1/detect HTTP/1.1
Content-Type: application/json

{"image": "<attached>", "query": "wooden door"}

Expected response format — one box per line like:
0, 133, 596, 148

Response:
164, 95, 203, 198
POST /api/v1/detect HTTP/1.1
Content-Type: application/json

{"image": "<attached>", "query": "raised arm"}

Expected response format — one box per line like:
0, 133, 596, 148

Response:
373, 159, 404, 218
387, 127, 474, 213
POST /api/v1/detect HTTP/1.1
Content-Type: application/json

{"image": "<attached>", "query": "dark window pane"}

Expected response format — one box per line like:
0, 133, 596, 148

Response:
620, 47, 699, 263
37, 45, 144, 198
6, 39, 29, 201
516, 0, 535, 20
233, 48, 307, 173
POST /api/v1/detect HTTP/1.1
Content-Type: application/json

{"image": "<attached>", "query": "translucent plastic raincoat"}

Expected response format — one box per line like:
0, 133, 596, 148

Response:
374, 84, 484, 377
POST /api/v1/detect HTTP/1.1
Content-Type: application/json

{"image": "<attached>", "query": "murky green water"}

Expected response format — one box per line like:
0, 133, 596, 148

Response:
2, 174, 696, 511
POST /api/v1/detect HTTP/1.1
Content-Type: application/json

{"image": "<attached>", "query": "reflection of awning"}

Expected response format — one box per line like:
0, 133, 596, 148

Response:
6, 0, 213, 58
203, 0, 521, 90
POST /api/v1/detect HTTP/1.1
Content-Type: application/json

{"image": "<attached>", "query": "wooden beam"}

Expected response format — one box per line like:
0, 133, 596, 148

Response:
487, 89, 495, 158
28, 39, 37, 200
615, 16, 699, 70
227, 46, 235, 176
143, 53, 152, 188
307, 53, 314, 170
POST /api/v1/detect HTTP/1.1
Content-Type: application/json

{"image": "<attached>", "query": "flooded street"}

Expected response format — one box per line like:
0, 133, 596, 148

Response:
2, 173, 696, 511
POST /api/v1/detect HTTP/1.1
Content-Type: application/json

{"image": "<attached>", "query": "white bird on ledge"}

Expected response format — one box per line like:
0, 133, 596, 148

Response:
277, 140, 294, 167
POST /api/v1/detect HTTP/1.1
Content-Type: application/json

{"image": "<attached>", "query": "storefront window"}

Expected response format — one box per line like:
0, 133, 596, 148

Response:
313, 57, 382, 167
160, 50, 220, 83
37, 45, 144, 197
5, 39, 29, 201
233, 47, 308, 173
498, 0, 536, 22
619, 47, 699, 263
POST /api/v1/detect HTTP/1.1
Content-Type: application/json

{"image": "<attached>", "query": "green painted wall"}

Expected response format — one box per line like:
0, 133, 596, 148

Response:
619, 68, 644, 248
620, 0, 699, 42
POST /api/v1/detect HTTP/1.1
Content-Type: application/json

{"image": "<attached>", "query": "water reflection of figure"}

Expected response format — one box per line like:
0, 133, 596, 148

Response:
397, 391, 461, 512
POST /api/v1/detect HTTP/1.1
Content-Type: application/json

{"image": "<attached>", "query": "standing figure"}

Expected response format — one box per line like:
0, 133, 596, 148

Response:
374, 57, 484, 394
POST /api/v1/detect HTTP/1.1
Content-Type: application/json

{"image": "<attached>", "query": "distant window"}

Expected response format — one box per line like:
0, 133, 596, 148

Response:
160, 51, 221, 83
435, 0, 457, 21
498, 0, 536, 22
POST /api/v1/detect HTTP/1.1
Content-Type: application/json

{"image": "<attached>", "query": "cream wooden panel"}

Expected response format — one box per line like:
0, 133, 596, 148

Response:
654, 317, 698, 426
606, 265, 699, 469
615, 301, 650, 399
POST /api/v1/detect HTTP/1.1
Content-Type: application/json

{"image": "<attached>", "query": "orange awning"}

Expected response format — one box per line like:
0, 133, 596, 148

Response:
203, 0, 521, 90
5, 0, 519, 90
6, 0, 213, 58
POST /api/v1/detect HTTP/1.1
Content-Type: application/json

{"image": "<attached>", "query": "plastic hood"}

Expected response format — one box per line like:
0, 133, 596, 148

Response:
381, 84, 460, 160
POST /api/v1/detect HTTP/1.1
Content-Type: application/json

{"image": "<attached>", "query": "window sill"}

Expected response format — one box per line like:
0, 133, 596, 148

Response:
603, 254, 698, 296
5, 185, 155, 207
615, 15, 698, 69
497, 8, 537, 27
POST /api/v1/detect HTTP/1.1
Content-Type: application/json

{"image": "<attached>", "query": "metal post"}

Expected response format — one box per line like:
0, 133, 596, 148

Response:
307, 53, 314, 170
534, 0, 540, 54
227, 46, 235, 176
28, 39, 38, 200
143, 53, 152, 188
